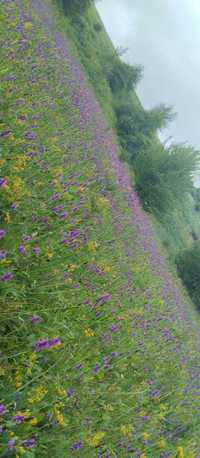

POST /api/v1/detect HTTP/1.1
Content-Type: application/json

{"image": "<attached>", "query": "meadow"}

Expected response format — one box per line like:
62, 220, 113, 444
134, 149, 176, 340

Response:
1, 1, 200, 457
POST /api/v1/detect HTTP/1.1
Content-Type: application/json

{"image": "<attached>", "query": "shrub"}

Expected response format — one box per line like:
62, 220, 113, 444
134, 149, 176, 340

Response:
176, 242, 200, 308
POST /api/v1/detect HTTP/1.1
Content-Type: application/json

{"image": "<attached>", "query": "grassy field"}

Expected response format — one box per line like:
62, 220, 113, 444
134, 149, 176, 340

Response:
1, 1, 200, 457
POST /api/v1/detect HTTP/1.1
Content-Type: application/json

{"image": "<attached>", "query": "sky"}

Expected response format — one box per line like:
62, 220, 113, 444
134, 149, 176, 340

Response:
97, 0, 200, 153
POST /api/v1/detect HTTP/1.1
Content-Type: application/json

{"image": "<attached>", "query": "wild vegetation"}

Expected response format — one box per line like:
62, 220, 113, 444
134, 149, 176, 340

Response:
1, 0, 200, 457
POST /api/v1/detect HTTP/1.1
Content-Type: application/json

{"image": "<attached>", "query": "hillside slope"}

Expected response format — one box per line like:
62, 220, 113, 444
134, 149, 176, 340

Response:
1, 1, 200, 457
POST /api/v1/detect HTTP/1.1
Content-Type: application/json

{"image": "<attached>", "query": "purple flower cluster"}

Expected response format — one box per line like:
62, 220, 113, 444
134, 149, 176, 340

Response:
33, 337, 61, 351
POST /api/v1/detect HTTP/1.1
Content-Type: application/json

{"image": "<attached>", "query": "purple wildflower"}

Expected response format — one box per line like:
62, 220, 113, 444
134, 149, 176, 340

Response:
0, 250, 7, 259
32, 246, 41, 255
8, 439, 15, 450
103, 357, 110, 369
19, 245, 26, 255
0, 404, 6, 415
11, 202, 17, 210
23, 235, 32, 243
30, 315, 42, 324
71, 441, 83, 451
22, 438, 36, 449
60, 212, 69, 220
1, 272, 13, 281
25, 131, 37, 140
13, 414, 26, 425
67, 388, 75, 397
0, 229, 6, 239
0, 178, 7, 187
33, 337, 61, 351
110, 323, 119, 333
111, 351, 119, 358
96, 293, 112, 306
93, 363, 100, 374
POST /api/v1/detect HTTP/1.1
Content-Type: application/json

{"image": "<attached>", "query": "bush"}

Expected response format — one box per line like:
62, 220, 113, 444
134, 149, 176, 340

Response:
61, 0, 92, 16
114, 100, 175, 162
134, 142, 199, 215
103, 52, 143, 93
176, 242, 200, 308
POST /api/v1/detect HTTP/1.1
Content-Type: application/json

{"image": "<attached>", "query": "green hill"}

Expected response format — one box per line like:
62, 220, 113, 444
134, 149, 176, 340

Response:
0, 1, 200, 457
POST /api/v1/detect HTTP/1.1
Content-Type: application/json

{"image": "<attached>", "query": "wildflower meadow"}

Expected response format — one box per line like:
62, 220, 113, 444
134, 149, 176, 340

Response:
1, 1, 200, 457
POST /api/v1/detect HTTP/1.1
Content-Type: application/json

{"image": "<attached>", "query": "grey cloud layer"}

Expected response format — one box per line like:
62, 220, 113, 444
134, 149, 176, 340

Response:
97, 0, 200, 149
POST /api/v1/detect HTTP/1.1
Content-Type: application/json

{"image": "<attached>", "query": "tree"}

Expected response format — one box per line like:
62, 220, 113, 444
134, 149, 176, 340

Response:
62, 0, 92, 16
134, 141, 199, 214
176, 242, 200, 309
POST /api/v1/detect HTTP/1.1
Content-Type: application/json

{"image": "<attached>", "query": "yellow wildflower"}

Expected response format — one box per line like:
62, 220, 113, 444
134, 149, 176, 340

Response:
157, 438, 166, 448
4, 212, 11, 224
0, 159, 5, 166
120, 424, 134, 437
88, 240, 98, 252
87, 432, 106, 447
28, 385, 48, 404
68, 264, 78, 272
30, 417, 38, 426
84, 328, 95, 337
15, 370, 22, 388
188, 452, 194, 458
45, 251, 53, 260
16, 446, 26, 455
102, 265, 112, 273
24, 22, 33, 30
177, 447, 184, 458
142, 432, 151, 440
57, 387, 66, 397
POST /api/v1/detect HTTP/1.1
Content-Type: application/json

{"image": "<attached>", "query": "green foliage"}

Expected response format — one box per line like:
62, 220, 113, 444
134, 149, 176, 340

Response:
134, 142, 199, 214
114, 100, 174, 161
176, 242, 200, 308
104, 54, 143, 93
61, 0, 92, 16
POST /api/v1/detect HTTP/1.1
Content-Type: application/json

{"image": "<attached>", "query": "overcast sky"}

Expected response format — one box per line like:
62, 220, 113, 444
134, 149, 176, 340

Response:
97, 0, 200, 152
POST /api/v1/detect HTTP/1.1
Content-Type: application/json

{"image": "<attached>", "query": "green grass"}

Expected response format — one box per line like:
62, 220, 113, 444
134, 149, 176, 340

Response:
1, 1, 200, 457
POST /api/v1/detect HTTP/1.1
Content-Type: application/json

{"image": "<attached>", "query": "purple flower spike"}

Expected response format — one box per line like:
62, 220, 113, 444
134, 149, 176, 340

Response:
1, 272, 13, 281
23, 235, 32, 243
33, 337, 61, 351
0, 178, 7, 187
93, 363, 100, 374
22, 438, 36, 449
30, 315, 42, 324
32, 246, 41, 255
19, 245, 26, 255
110, 323, 119, 333
8, 439, 15, 450
0, 404, 6, 415
13, 414, 26, 424
96, 293, 112, 306
67, 388, 75, 397
71, 441, 83, 451
25, 131, 37, 140
0, 250, 7, 260
11, 202, 17, 210
0, 229, 6, 239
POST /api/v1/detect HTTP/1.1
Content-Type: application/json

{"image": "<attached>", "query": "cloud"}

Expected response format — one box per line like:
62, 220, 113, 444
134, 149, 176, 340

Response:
97, 0, 200, 150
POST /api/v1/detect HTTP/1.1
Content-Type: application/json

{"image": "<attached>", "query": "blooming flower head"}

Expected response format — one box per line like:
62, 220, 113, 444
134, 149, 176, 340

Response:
33, 337, 61, 351
67, 388, 75, 398
0, 404, 6, 415
8, 439, 15, 450
23, 235, 32, 244
11, 202, 17, 210
0, 229, 6, 239
0, 250, 7, 260
71, 441, 83, 451
19, 245, 27, 255
1, 272, 13, 281
0, 178, 8, 187
32, 246, 41, 255
22, 438, 36, 449
30, 315, 42, 324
